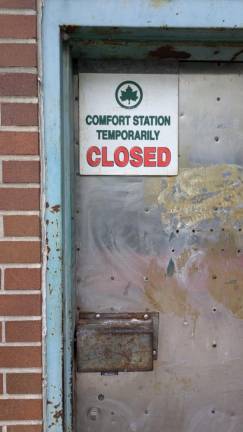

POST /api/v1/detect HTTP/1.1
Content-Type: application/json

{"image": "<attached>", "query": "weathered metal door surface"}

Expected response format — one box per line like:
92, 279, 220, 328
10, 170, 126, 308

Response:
75, 63, 243, 432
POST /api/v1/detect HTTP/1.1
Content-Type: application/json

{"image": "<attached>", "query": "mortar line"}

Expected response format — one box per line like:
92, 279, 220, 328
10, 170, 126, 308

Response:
2, 372, 6, 394
0, 421, 42, 426
0, 316, 41, 321
0, 211, 40, 216
0, 97, 38, 103
1, 321, 5, 343
0, 368, 41, 373
0, 290, 41, 295
0, 126, 39, 132
0, 67, 37, 73
0, 9, 36, 15
0, 184, 40, 189
0, 263, 41, 268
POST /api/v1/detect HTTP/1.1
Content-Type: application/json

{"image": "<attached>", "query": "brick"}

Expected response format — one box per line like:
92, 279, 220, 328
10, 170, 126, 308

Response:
0, 373, 2, 393
0, 44, 37, 68
7, 426, 42, 432
0, 346, 41, 367
0, 132, 39, 155
3, 161, 40, 183
0, 0, 36, 8
2, 104, 38, 127
0, 241, 40, 263
0, 16, 36, 39
0, 188, 39, 210
4, 215, 40, 237
6, 320, 41, 342
5, 268, 41, 290
0, 294, 41, 316
7, 373, 42, 394
0, 399, 42, 420
0, 74, 37, 97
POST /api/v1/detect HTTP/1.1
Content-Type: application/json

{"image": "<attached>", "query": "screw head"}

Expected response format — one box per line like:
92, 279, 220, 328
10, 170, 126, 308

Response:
153, 349, 157, 356
144, 313, 149, 320
87, 407, 100, 421
96, 313, 101, 319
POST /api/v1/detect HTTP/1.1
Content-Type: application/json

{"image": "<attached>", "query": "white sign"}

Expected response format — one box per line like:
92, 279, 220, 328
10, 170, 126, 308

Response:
79, 73, 178, 175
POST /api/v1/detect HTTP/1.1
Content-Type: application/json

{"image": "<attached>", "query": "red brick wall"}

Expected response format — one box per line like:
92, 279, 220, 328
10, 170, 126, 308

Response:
0, 1, 42, 431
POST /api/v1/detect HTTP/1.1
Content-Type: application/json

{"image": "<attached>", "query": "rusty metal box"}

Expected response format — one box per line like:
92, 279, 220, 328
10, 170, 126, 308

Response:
76, 312, 159, 373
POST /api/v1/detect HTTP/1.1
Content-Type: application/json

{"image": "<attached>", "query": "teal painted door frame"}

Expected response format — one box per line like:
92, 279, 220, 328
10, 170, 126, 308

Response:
42, 1, 243, 430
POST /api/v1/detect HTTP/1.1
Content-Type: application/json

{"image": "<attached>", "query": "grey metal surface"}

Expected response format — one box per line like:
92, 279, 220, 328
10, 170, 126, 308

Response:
75, 63, 243, 432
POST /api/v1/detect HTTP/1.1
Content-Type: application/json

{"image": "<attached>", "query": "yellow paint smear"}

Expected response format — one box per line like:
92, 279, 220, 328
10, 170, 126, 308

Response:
158, 164, 243, 226
144, 258, 199, 321
207, 254, 243, 319
144, 177, 162, 206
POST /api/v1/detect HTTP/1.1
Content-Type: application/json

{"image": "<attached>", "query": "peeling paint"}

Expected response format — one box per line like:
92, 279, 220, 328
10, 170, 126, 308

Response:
53, 409, 63, 422
51, 204, 61, 213
158, 164, 243, 229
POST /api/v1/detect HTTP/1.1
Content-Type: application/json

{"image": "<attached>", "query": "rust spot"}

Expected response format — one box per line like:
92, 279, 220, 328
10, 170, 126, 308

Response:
102, 39, 126, 46
46, 202, 49, 208
53, 409, 63, 422
151, 0, 171, 6
50, 204, 61, 213
62, 25, 79, 34
93, 27, 121, 36
149, 45, 191, 59
47, 245, 51, 255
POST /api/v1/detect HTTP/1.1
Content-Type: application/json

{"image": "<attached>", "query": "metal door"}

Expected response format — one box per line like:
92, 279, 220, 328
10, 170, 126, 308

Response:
75, 62, 243, 432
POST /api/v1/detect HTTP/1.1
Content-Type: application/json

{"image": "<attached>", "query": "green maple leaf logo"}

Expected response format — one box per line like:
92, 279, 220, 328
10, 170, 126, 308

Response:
120, 85, 138, 105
